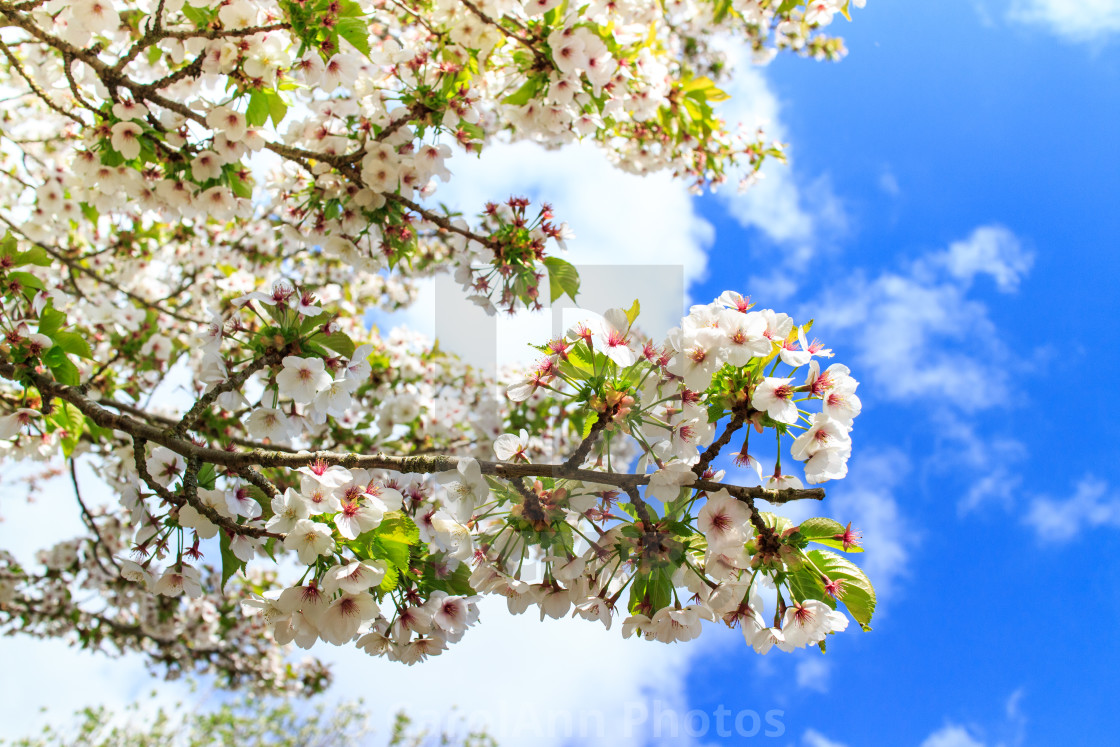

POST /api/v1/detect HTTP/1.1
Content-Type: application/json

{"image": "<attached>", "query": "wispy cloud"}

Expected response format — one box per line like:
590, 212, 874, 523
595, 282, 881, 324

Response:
805, 689, 1026, 747
1009, 0, 1120, 43
1024, 477, 1120, 541
715, 62, 846, 268
922, 226, 1034, 293
931, 412, 1027, 514
810, 225, 1032, 411
825, 450, 913, 598
795, 655, 831, 694
318, 598, 700, 747
920, 724, 987, 747
803, 728, 849, 747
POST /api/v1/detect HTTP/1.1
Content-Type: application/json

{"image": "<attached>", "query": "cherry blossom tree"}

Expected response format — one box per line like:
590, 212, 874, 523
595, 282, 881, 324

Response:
0, 0, 874, 695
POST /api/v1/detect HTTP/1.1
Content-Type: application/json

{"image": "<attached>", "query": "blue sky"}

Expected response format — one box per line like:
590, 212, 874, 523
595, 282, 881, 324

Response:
3, 2, 1119, 745
683, 2, 1120, 744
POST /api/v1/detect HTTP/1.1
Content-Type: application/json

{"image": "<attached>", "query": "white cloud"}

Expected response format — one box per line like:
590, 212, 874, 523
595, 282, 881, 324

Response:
317, 599, 705, 747
810, 225, 1030, 411
0, 464, 195, 738
715, 64, 845, 264
442, 140, 715, 290
878, 168, 901, 197
915, 689, 1027, 747
1024, 476, 1120, 541
921, 724, 987, 747
924, 226, 1034, 293
795, 655, 831, 693
1009, 0, 1120, 42
825, 450, 913, 598
803, 728, 849, 747
375, 139, 714, 371
931, 413, 1027, 514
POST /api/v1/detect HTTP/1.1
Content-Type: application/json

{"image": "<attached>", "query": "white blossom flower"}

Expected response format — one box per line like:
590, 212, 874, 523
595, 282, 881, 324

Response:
276, 356, 331, 403
493, 429, 530, 462
263, 489, 306, 535
319, 592, 379, 645
153, 564, 202, 598
110, 122, 143, 160
697, 490, 752, 551
323, 560, 387, 595
283, 519, 335, 565
752, 377, 799, 425
0, 409, 39, 439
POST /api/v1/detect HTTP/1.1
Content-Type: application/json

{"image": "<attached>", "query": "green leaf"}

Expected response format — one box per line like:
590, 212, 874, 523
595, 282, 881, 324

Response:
440, 563, 476, 596
787, 565, 836, 607
457, 120, 485, 143
51, 331, 93, 360
311, 330, 356, 358
15, 247, 51, 267
800, 517, 864, 552
38, 306, 67, 337
0, 232, 16, 258
50, 401, 85, 458
219, 532, 247, 592
197, 462, 217, 491
798, 517, 846, 539
682, 76, 730, 103
377, 562, 399, 593
9, 271, 44, 292
646, 568, 673, 611
712, 0, 733, 23
543, 256, 580, 302
246, 89, 270, 127
808, 549, 876, 630
627, 572, 647, 613
759, 511, 794, 536
370, 538, 410, 572
367, 513, 418, 571
502, 75, 545, 106
267, 93, 288, 127
376, 513, 420, 545
624, 298, 640, 326
777, 0, 801, 13
181, 3, 211, 26
227, 171, 253, 199
46, 349, 80, 386
336, 17, 371, 57
580, 412, 599, 439
299, 311, 328, 334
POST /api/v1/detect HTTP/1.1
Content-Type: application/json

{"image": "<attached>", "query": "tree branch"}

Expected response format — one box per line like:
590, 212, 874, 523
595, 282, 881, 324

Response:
2, 356, 824, 512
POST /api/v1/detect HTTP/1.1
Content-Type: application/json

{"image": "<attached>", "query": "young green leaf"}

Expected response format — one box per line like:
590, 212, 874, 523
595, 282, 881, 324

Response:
543, 256, 580, 302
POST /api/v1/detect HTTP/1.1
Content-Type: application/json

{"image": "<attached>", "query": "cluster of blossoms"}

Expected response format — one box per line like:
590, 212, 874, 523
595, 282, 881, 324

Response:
0, 0, 873, 690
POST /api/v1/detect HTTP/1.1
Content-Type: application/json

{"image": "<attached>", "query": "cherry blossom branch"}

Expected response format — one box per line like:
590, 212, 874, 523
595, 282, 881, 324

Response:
170, 349, 289, 439
693, 404, 750, 478
1, 357, 824, 510
0, 217, 206, 325
510, 478, 547, 525
562, 406, 614, 470
235, 465, 280, 500
100, 400, 300, 454
623, 485, 656, 530
0, 38, 84, 124
458, 0, 551, 70
70, 457, 122, 575
0, 11, 512, 264
131, 436, 281, 541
